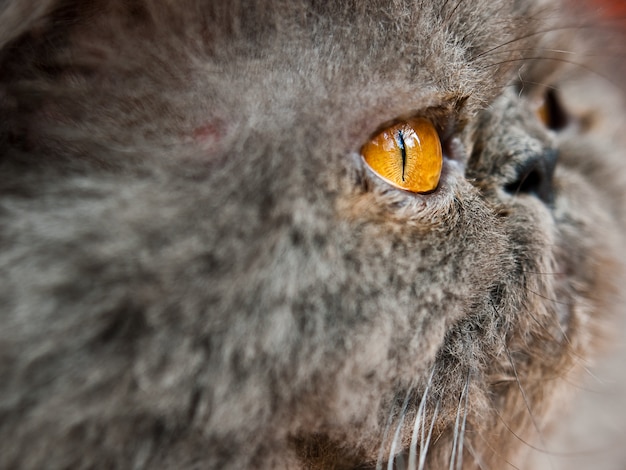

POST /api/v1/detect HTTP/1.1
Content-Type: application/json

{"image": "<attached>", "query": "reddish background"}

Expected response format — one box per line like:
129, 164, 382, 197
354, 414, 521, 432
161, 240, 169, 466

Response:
598, 0, 626, 17
595, 0, 626, 25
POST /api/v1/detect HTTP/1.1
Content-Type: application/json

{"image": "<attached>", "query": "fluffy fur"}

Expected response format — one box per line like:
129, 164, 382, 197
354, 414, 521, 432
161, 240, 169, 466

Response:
1, 0, 625, 468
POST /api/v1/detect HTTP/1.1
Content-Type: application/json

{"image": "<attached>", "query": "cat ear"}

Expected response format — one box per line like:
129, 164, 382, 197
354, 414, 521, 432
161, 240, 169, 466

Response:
0, 0, 61, 50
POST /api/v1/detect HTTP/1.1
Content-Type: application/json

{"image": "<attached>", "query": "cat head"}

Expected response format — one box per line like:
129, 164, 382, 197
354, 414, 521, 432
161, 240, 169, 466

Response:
1, 0, 625, 468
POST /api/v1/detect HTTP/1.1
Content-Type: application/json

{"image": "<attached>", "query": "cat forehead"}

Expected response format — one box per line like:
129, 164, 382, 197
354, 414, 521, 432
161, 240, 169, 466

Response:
55, 0, 564, 115
182, 0, 551, 125
0, 0, 574, 166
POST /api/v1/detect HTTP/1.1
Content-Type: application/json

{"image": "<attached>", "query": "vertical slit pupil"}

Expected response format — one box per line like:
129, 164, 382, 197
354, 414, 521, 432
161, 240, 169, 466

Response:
396, 130, 407, 182
544, 89, 568, 131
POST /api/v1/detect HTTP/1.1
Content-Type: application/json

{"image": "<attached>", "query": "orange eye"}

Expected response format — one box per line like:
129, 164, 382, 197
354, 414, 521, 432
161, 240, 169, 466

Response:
536, 100, 550, 127
361, 117, 442, 193
535, 89, 568, 131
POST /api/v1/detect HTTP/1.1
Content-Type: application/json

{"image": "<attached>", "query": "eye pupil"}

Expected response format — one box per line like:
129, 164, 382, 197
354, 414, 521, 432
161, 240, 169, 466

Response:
361, 118, 442, 194
537, 89, 568, 131
396, 130, 407, 182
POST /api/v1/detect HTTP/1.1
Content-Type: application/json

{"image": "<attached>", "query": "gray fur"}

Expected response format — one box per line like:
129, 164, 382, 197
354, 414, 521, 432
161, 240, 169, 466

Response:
1, 0, 625, 468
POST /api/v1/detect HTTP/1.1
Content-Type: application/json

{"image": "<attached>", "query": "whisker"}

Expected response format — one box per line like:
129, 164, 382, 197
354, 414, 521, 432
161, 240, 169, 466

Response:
408, 367, 435, 470
377, 392, 402, 470
482, 47, 578, 57
464, 439, 487, 470
387, 385, 414, 470
417, 400, 427, 468
396, 452, 407, 470
519, 270, 566, 276
481, 56, 621, 90
496, 347, 604, 394
455, 370, 471, 470
444, 0, 463, 24
489, 297, 567, 352
488, 393, 622, 457
482, 46, 626, 62
556, 371, 610, 394
575, 361, 610, 387
486, 300, 578, 464
473, 423, 523, 469
471, 21, 626, 61
418, 400, 440, 470
524, 287, 573, 307
504, 346, 556, 470
449, 371, 470, 470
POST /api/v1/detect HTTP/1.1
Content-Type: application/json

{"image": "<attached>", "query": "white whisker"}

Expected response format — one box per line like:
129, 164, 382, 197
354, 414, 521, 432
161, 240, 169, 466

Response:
418, 400, 440, 470
465, 439, 487, 470
387, 385, 414, 470
505, 347, 555, 470
408, 367, 436, 470
449, 383, 464, 470
456, 370, 471, 470
377, 392, 401, 470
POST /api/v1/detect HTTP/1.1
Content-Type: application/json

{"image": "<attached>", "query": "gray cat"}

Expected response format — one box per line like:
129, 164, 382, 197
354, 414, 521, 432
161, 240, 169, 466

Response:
2, 0, 626, 468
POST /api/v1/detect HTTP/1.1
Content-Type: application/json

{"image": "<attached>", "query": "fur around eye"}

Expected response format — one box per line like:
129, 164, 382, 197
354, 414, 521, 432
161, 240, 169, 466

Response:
361, 118, 442, 193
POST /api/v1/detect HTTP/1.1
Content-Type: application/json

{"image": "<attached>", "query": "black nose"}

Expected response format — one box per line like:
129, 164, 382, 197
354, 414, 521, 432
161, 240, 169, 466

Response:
504, 149, 558, 205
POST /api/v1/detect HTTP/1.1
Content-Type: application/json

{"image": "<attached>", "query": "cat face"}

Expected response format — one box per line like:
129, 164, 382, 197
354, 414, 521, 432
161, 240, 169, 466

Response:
1, 0, 625, 468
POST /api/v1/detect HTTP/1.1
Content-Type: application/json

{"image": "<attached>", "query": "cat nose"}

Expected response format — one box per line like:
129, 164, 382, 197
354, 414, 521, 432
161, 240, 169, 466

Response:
504, 149, 558, 204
